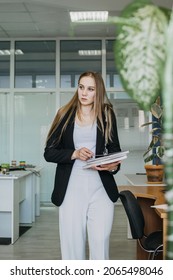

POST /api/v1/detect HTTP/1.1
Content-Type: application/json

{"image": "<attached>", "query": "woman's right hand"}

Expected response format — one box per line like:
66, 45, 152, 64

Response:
72, 147, 94, 161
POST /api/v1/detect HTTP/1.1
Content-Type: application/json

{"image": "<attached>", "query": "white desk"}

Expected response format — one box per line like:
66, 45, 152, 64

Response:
125, 174, 165, 187
0, 167, 42, 244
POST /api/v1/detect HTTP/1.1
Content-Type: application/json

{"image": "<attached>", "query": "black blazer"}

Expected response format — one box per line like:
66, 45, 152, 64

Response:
44, 110, 121, 206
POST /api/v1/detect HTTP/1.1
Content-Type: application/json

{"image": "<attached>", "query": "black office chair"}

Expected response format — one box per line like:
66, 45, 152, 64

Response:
119, 190, 163, 260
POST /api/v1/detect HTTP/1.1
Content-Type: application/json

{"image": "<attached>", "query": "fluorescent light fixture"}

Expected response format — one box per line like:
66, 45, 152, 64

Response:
15, 49, 24, 55
0, 49, 10, 55
3, 49, 11, 55
0, 49, 24, 55
70, 11, 108, 22
78, 50, 102, 56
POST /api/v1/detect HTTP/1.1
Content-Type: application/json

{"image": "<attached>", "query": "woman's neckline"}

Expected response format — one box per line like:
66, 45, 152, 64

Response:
75, 111, 95, 127
75, 120, 96, 128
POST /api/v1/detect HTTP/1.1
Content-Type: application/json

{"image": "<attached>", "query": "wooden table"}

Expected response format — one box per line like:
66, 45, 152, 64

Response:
118, 174, 167, 259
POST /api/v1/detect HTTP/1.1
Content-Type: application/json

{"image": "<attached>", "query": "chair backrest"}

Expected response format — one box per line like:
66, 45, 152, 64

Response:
119, 190, 145, 239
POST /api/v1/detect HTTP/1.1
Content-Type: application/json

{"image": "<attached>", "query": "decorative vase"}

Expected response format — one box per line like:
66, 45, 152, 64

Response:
145, 164, 164, 184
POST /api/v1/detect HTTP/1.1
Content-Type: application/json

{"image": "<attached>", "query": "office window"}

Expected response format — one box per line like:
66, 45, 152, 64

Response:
15, 41, 56, 88
106, 40, 123, 88
60, 40, 102, 88
106, 91, 150, 185
15, 75, 32, 88
0, 92, 11, 162
14, 91, 56, 201
60, 75, 71, 88
36, 75, 55, 88
14, 92, 55, 162
0, 42, 10, 88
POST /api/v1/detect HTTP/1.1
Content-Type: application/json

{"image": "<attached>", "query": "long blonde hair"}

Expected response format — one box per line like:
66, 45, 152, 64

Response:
46, 71, 114, 144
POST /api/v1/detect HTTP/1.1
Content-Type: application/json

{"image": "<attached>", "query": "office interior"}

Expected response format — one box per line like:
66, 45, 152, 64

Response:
0, 0, 171, 260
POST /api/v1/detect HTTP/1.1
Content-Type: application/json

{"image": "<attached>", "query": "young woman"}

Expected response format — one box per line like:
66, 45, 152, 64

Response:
44, 71, 121, 260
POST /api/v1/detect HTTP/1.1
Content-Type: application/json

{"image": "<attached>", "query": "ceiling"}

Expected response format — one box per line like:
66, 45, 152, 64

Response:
0, 0, 172, 39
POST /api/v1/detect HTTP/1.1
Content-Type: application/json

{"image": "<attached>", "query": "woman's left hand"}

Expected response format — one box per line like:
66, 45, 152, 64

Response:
91, 161, 121, 172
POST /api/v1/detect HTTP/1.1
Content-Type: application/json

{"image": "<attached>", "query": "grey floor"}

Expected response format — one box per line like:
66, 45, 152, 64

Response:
0, 202, 136, 260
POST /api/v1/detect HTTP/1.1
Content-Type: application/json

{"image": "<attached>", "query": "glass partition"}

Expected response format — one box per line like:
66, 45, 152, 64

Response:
60, 40, 102, 87
0, 37, 151, 201
0, 92, 11, 163
0, 41, 10, 88
106, 39, 120, 88
15, 41, 56, 88
14, 91, 56, 201
107, 91, 150, 184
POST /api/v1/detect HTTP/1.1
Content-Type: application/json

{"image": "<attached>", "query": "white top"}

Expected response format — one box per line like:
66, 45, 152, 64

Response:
66, 121, 104, 199
73, 121, 97, 169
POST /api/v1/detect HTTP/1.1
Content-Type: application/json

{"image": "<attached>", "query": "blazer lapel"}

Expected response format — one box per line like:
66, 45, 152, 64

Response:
96, 124, 105, 156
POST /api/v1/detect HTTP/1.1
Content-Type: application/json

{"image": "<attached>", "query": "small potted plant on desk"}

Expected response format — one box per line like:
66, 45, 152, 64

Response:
141, 97, 165, 183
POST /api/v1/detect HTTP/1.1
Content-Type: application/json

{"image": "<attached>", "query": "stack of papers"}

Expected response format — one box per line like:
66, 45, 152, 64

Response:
83, 150, 129, 169
151, 204, 168, 210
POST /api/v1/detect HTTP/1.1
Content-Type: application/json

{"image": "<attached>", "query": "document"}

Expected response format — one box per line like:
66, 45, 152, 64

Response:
151, 204, 168, 210
83, 150, 129, 169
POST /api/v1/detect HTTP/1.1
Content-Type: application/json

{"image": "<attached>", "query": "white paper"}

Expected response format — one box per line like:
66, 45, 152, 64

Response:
151, 204, 168, 210
83, 150, 129, 169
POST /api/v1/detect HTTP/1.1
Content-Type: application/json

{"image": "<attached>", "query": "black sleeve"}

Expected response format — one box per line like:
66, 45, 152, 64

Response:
107, 109, 121, 174
107, 109, 121, 154
44, 122, 75, 164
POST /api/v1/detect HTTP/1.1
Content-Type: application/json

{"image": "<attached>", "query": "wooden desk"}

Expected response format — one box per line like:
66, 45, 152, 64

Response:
118, 174, 167, 259
154, 207, 167, 259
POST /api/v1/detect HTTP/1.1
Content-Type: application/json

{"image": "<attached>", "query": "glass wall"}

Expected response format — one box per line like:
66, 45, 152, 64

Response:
15, 41, 56, 88
60, 40, 102, 87
0, 38, 150, 201
0, 41, 10, 88
106, 39, 125, 89
105, 39, 149, 184
14, 91, 56, 201
0, 92, 11, 162
106, 40, 116, 87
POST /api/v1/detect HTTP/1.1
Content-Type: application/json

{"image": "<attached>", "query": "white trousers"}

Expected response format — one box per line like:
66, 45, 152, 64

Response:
59, 168, 114, 260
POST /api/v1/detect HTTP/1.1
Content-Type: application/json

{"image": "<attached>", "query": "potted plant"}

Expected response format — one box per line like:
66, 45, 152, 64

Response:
108, 0, 173, 258
141, 96, 165, 183
110, 0, 169, 182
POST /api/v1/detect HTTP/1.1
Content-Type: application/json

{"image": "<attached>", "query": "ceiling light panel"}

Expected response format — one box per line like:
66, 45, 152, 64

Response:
70, 11, 108, 22
78, 50, 102, 56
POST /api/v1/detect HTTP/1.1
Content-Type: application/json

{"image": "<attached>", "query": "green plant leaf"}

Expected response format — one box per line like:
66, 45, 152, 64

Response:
143, 148, 151, 157
144, 154, 154, 163
150, 103, 163, 118
114, 0, 169, 111
156, 146, 165, 158
140, 121, 153, 127
143, 139, 154, 157
152, 135, 160, 144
